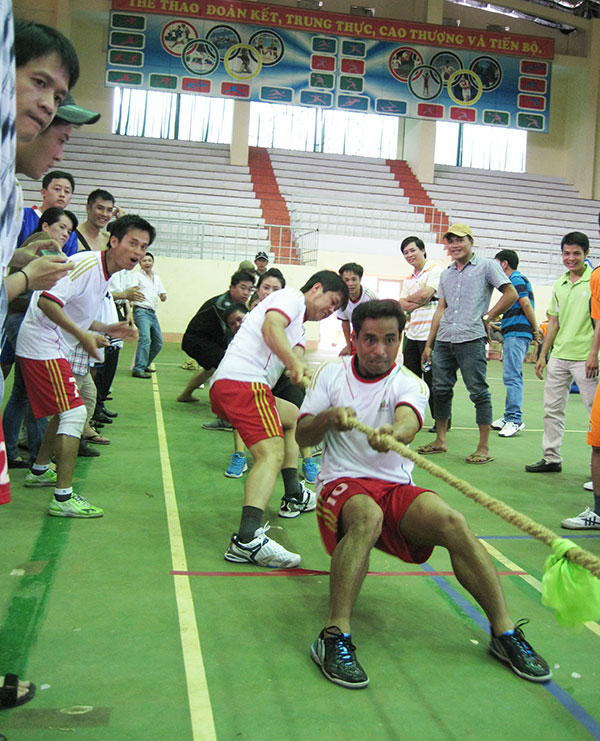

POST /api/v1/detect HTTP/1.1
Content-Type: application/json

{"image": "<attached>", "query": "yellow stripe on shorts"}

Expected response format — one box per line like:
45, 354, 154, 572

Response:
46, 359, 69, 412
252, 382, 279, 437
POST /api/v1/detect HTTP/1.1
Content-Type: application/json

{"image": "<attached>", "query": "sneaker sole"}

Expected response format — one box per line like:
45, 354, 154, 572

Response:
224, 550, 300, 568
488, 645, 552, 683
48, 510, 104, 518
561, 521, 600, 530
310, 646, 369, 689
224, 465, 248, 479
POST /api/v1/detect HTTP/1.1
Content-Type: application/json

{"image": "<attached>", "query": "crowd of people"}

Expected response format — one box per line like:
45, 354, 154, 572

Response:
1, 9, 597, 709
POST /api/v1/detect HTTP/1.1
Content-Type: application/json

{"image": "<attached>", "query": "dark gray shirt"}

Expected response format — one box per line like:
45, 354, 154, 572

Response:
437, 254, 509, 343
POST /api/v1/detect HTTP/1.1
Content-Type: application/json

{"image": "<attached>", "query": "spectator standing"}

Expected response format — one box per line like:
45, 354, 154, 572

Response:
130, 251, 167, 379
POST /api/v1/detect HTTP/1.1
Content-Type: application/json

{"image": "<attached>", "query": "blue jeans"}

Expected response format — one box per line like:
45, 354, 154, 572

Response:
2, 312, 47, 460
132, 307, 163, 373
432, 338, 492, 425
502, 335, 530, 424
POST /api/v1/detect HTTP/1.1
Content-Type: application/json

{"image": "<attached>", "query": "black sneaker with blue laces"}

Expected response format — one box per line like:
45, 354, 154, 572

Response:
310, 626, 369, 689
489, 619, 552, 682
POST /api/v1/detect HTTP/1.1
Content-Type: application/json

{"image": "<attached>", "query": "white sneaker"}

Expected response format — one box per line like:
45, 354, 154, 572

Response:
498, 421, 525, 438
583, 481, 593, 491
491, 417, 506, 430
224, 523, 301, 568
561, 507, 600, 530
279, 480, 317, 519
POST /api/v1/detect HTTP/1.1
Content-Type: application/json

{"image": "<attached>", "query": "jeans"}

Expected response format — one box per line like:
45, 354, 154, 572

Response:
2, 312, 47, 460
502, 335, 531, 424
132, 307, 163, 373
432, 338, 492, 425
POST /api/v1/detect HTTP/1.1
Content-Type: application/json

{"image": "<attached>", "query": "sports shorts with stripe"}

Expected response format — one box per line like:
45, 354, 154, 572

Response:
317, 477, 434, 563
18, 357, 84, 419
210, 379, 283, 448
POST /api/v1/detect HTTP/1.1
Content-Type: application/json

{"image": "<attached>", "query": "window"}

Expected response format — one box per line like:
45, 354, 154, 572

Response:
435, 120, 527, 172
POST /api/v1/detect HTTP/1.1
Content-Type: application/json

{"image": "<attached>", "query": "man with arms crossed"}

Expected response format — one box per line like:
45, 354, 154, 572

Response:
17, 215, 154, 518
210, 270, 348, 568
296, 299, 550, 689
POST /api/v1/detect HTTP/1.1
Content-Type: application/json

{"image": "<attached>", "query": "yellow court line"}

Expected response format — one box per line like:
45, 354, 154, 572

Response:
152, 376, 217, 741
480, 539, 600, 638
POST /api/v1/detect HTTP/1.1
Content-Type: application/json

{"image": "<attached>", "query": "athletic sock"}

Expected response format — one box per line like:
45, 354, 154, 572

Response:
281, 467, 302, 500
31, 463, 49, 475
237, 506, 264, 543
54, 487, 73, 502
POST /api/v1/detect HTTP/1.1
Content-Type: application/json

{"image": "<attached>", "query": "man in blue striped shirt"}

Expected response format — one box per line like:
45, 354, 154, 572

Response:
492, 249, 539, 438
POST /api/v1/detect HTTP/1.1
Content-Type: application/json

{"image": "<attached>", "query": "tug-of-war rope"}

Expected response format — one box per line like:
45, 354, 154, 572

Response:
344, 416, 600, 627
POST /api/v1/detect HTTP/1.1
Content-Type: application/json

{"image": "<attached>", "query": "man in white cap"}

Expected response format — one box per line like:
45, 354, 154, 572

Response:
420, 224, 517, 464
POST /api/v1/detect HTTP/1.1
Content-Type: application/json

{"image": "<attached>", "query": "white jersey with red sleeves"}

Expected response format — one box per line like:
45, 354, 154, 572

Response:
16, 251, 111, 360
336, 285, 377, 323
299, 356, 429, 486
211, 286, 306, 388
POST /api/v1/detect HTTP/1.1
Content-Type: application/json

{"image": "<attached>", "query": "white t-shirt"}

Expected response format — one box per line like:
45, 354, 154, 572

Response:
400, 259, 443, 341
299, 356, 429, 486
212, 287, 306, 388
336, 285, 377, 323
17, 251, 111, 360
131, 269, 166, 311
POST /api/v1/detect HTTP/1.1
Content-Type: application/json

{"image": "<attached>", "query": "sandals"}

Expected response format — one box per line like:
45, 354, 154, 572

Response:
0, 673, 36, 708
466, 452, 494, 464
417, 443, 447, 455
83, 434, 111, 446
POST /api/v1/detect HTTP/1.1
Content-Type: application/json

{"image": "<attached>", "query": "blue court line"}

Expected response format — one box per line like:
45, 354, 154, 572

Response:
419, 561, 600, 739
477, 534, 600, 540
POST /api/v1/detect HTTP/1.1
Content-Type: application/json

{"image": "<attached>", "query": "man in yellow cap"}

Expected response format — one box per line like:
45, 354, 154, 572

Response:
420, 224, 517, 463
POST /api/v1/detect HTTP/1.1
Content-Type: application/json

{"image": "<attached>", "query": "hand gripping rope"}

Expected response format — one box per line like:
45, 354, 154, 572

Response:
344, 416, 600, 627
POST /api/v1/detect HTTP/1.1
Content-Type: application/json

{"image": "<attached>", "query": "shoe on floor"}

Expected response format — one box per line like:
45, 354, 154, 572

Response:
561, 507, 600, 530
310, 627, 369, 689
225, 452, 247, 478
583, 481, 593, 491
78, 440, 101, 457
498, 421, 525, 438
24, 468, 57, 488
279, 481, 317, 518
132, 370, 152, 379
48, 493, 103, 518
99, 405, 117, 418
491, 417, 506, 430
8, 456, 30, 469
302, 456, 319, 484
224, 523, 300, 568
202, 417, 233, 431
525, 458, 561, 473
0, 673, 36, 708
489, 619, 551, 682
92, 412, 113, 425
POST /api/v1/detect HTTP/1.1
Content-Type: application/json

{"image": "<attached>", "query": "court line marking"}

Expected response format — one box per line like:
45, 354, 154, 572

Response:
171, 569, 526, 577
152, 376, 217, 741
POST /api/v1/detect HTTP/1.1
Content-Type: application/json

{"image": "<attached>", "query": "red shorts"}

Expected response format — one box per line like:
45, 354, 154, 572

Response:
0, 421, 10, 505
210, 379, 283, 448
18, 357, 84, 419
588, 383, 600, 448
317, 477, 434, 563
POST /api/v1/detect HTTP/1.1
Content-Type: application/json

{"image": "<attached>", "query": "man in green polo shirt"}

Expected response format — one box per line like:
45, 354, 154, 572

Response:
526, 231, 598, 473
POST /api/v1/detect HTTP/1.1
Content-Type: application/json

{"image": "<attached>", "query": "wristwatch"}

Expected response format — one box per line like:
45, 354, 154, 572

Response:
483, 314, 490, 321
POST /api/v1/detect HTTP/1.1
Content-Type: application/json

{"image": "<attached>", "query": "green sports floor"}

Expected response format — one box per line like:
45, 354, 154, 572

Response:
1, 342, 599, 740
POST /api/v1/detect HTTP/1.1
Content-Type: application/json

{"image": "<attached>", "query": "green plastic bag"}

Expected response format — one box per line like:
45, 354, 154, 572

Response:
542, 538, 600, 627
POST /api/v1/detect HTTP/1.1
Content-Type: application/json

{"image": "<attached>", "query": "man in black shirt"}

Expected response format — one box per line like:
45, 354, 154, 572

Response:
177, 270, 254, 403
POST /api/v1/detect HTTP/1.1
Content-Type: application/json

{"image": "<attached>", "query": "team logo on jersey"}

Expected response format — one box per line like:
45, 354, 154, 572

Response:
378, 398, 390, 412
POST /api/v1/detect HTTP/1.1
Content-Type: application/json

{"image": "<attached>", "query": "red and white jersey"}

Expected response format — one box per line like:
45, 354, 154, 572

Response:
299, 356, 428, 486
212, 287, 306, 388
17, 251, 111, 360
336, 285, 377, 323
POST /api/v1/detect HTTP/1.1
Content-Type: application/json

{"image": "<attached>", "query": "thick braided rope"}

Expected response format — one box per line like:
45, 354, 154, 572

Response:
346, 417, 600, 579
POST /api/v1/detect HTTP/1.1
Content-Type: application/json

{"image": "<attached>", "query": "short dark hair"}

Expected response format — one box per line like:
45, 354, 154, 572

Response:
400, 236, 426, 255
109, 214, 156, 245
224, 303, 249, 322
561, 231, 590, 254
230, 270, 255, 286
257, 267, 286, 290
352, 299, 406, 337
42, 170, 74, 192
339, 262, 363, 279
87, 189, 114, 207
300, 270, 349, 310
495, 249, 519, 270
14, 19, 80, 89
34, 206, 77, 232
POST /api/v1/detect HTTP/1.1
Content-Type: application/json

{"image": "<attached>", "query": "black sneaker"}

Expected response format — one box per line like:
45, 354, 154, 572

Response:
489, 619, 552, 682
310, 626, 369, 689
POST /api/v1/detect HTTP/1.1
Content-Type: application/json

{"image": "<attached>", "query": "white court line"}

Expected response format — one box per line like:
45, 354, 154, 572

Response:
152, 375, 217, 740
481, 539, 600, 638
